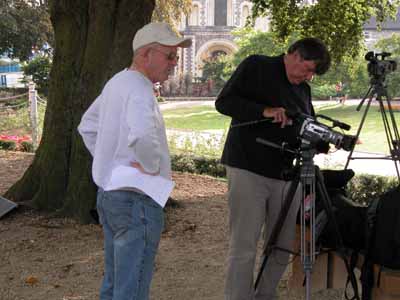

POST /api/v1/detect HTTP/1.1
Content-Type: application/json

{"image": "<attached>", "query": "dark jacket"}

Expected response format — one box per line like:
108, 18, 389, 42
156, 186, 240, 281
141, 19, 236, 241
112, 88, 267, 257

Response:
215, 54, 314, 180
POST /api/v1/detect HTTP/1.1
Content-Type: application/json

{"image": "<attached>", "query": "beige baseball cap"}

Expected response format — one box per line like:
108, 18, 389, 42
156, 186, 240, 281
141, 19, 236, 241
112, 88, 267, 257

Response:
132, 22, 192, 51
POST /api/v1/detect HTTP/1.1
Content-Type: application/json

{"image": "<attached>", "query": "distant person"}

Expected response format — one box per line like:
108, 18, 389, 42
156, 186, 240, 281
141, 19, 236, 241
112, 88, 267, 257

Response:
335, 81, 346, 104
215, 37, 331, 300
78, 22, 191, 300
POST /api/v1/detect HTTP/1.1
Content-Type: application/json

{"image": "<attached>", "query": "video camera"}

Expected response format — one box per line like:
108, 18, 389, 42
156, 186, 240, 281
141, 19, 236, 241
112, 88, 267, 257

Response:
289, 112, 357, 152
365, 51, 397, 79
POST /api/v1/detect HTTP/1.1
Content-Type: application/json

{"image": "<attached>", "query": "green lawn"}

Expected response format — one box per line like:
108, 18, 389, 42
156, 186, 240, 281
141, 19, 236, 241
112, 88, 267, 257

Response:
163, 104, 400, 154
316, 104, 399, 154
163, 106, 229, 130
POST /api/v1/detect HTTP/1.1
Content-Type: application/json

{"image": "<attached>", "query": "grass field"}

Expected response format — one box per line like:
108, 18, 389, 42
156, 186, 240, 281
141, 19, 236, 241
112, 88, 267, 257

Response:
163, 104, 400, 154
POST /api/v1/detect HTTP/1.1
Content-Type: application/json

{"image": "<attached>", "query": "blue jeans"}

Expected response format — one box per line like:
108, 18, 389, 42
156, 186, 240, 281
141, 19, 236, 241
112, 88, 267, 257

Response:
96, 189, 164, 300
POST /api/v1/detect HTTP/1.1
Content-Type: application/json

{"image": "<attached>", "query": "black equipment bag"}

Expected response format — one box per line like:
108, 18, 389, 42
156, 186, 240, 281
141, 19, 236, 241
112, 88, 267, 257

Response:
318, 204, 367, 251
359, 185, 400, 300
317, 169, 367, 252
369, 185, 400, 269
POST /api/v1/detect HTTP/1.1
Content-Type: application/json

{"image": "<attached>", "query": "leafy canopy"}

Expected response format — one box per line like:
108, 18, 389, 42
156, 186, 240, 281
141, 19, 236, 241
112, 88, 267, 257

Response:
251, 0, 400, 62
22, 55, 51, 95
152, 0, 192, 30
0, 0, 53, 61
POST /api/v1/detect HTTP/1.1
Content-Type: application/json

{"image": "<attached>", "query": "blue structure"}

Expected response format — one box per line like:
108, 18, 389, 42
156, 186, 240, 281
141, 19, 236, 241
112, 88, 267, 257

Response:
0, 56, 24, 88
0, 64, 21, 73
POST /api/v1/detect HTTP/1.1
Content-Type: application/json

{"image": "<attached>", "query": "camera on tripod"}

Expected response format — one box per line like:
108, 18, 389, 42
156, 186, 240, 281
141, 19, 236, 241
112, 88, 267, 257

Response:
290, 112, 357, 152
365, 51, 397, 78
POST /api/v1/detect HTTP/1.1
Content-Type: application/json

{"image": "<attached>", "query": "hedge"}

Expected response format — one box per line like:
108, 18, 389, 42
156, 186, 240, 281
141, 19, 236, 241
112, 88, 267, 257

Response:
171, 153, 398, 205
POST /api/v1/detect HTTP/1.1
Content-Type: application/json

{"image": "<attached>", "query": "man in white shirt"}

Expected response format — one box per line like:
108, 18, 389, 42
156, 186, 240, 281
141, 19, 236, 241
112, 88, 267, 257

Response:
78, 22, 191, 300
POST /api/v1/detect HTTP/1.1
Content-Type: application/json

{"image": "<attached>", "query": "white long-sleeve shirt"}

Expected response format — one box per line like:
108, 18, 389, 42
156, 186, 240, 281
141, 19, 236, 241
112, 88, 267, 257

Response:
78, 69, 174, 206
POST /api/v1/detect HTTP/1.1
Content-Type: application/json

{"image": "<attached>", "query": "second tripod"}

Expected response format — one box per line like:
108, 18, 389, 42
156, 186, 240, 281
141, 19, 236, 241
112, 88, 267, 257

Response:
345, 51, 400, 181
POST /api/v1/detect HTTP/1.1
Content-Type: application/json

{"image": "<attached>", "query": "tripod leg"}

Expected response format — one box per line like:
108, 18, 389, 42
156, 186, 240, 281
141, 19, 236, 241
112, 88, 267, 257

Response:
254, 172, 301, 289
377, 91, 400, 180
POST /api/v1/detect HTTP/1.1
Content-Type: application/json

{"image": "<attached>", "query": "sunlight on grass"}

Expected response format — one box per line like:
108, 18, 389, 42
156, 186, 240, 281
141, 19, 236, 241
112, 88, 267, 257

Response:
163, 105, 230, 130
164, 104, 400, 154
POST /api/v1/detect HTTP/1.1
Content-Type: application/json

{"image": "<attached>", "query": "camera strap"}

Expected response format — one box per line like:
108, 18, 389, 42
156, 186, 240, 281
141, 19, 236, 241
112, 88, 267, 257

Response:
344, 250, 361, 300
230, 117, 274, 128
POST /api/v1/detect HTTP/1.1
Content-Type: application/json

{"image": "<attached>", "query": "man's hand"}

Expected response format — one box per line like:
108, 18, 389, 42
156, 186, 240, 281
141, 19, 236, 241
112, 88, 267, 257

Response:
131, 162, 160, 176
262, 107, 291, 128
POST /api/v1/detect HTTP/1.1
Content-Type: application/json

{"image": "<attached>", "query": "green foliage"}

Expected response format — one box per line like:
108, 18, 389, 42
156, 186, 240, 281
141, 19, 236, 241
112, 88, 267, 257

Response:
198, 29, 300, 90
0, 0, 53, 61
0, 140, 17, 150
231, 28, 297, 66
170, 154, 397, 205
251, 0, 400, 63
171, 153, 226, 177
0, 100, 46, 137
228, 29, 400, 98
310, 83, 336, 100
224, 28, 373, 98
168, 130, 226, 158
201, 55, 231, 92
171, 154, 197, 173
152, 0, 192, 30
20, 141, 34, 152
22, 56, 51, 95
347, 174, 398, 206
373, 34, 400, 97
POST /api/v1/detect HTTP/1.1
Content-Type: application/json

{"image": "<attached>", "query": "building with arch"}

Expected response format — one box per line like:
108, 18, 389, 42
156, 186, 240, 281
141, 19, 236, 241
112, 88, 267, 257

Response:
175, 0, 268, 79
172, 2, 400, 85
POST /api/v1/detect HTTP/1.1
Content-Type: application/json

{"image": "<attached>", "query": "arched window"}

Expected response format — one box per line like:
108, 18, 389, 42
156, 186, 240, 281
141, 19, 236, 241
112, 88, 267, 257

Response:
241, 5, 250, 27
214, 0, 227, 26
189, 4, 200, 26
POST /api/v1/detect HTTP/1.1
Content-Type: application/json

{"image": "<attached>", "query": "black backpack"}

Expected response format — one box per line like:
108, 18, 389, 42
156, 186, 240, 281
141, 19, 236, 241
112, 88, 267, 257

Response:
369, 185, 400, 269
360, 185, 400, 300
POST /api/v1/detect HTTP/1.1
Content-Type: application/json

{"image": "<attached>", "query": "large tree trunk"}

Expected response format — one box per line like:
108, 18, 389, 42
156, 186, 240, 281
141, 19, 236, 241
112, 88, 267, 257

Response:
5, 0, 155, 223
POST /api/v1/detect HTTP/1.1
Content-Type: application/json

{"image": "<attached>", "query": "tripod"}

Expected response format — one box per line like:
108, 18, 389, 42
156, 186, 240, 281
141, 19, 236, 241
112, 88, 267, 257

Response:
345, 76, 400, 181
254, 138, 360, 300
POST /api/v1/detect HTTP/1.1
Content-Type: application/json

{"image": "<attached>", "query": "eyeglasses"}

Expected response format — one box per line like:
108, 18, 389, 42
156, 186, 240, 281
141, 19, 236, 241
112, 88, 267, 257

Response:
151, 48, 179, 61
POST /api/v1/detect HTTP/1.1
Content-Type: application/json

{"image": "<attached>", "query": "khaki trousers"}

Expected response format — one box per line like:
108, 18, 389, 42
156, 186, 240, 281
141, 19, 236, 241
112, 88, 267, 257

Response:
224, 166, 301, 300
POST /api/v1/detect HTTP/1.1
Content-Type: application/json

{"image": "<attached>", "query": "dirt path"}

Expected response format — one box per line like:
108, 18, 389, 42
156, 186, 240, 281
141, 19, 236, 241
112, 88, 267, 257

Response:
0, 150, 229, 300
0, 150, 344, 300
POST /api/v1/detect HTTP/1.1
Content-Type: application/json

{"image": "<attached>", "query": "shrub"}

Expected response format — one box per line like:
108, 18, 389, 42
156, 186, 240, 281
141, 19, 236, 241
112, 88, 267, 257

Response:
347, 174, 398, 206
22, 56, 51, 96
20, 141, 34, 152
171, 153, 226, 177
0, 140, 17, 150
171, 154, 197, 173
170, 153, 397, 207
311, 84, 336, 100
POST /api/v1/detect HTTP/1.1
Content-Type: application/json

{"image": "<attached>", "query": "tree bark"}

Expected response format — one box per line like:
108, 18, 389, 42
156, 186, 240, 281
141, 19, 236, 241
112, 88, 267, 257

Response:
5, 0, 155, 223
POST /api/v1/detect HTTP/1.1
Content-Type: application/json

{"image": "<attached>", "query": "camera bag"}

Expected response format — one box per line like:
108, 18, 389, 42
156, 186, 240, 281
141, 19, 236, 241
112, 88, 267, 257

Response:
360, 185, 400, 300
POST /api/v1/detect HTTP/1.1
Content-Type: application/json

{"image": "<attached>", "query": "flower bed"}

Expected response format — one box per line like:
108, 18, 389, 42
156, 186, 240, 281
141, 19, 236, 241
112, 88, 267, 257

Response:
0, 135, 34, 152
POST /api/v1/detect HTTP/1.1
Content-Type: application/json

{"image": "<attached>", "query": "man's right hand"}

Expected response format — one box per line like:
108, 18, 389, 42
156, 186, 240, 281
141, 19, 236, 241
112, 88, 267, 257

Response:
131, 162, 160, 176
262, 107, 291, 128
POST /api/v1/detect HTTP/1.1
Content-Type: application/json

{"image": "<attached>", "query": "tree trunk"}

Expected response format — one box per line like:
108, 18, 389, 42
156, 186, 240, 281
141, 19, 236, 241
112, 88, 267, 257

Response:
5, 0, 155, 223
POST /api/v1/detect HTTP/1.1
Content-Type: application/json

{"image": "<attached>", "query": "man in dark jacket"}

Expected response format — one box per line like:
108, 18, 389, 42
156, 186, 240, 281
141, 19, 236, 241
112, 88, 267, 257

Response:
215, 38, 331, 300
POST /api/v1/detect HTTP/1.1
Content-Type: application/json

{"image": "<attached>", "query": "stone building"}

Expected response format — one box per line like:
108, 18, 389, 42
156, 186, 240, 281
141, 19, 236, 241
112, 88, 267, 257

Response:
171, 2, 399, 86
363, 9, 400, 49
175, 0, 268, 79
